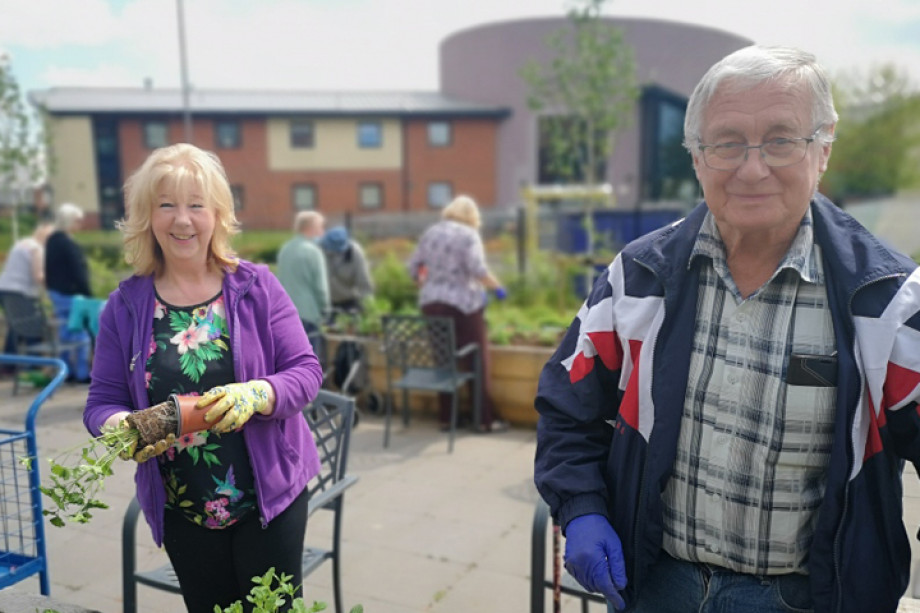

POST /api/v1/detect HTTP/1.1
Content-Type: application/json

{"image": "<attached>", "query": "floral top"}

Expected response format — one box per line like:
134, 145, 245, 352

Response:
406, 219, 490, 314
145, 292, 257, 529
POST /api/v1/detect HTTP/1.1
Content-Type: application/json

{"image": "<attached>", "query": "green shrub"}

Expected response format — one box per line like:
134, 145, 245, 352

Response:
371, 251, 418, 313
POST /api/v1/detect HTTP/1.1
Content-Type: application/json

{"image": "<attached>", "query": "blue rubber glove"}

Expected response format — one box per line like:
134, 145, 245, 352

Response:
494, 287, 507, 300
564, 514, 628, 609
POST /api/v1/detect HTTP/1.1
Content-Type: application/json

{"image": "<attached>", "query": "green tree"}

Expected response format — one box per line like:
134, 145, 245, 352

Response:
0, 50, 45, 240
520, 0, 638, 187
823, 64, 920, 203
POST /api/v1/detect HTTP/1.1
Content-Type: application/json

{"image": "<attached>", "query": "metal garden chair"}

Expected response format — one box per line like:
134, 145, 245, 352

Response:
380, 314, 480, 453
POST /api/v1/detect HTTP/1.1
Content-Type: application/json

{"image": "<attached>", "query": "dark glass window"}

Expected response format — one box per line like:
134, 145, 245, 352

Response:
640, 87, 698, 202
215, 120, 241, 149
290, 120, 315, 148
428, 121, 451, 147
357, 121, 382, 148
143, 121, 168, 149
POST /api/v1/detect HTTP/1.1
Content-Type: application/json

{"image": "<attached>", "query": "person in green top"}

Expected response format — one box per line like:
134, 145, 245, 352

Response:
277, 211, 331, 365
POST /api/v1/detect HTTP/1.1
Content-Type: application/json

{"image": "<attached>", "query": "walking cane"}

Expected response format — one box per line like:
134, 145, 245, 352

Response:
553, 522, 562, 613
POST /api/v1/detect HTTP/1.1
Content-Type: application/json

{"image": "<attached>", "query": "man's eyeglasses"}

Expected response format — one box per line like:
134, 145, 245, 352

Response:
697, 129, 821, 171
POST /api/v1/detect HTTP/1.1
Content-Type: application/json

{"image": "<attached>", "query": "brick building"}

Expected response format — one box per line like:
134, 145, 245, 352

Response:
29, 16, 751, 231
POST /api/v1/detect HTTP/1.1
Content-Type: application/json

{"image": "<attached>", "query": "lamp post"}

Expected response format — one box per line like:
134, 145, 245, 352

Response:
176, 0, 192, 143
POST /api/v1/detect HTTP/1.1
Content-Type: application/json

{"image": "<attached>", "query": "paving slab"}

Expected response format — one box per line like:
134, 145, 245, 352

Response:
2, 375, 920, 612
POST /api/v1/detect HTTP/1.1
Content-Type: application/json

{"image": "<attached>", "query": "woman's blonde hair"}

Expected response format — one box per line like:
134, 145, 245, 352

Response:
441, 195, 481, 229
119, 143, 240, 276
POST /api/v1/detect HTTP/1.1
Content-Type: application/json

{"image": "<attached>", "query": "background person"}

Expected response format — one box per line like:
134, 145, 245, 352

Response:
0, 220, 54, 357
319, 225, 374, 316
407, 195, 508, 433
534, 45, 920, 613
44, 202, 92, 382
277, 210, 331, 366
83, 143, 324, 613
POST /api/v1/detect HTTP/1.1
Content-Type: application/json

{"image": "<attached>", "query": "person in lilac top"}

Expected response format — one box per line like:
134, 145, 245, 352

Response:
83, 143, 323, 612
407, 195, 509, 432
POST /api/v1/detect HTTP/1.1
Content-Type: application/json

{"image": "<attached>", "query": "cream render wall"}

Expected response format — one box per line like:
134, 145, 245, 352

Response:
266, 117, 402, 170
48, 116, 99, 214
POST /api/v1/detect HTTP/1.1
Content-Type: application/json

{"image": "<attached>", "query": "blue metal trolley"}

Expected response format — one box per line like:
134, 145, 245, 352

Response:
0, 354, 67, 595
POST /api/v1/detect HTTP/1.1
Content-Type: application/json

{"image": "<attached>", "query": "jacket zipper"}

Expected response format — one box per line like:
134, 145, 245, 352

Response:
831, 272, 905, 612
630, 257, 662, 595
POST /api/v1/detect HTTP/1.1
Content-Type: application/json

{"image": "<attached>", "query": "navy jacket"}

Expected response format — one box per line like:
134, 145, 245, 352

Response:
535, 194, 920, 613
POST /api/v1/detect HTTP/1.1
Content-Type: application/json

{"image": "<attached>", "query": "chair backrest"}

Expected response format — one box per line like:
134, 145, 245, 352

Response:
381, 315, 458, 373
304, 389, 355, 505
1, 292, 50, 342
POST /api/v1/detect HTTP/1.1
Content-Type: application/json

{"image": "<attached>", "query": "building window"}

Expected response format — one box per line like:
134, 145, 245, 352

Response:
215, 120, 241, 149
292, 184, 316, 211
357, 121, 382, 148
290, 120, 315, 148
640, 86, 698, 201
428, 121, 452, 147
427, 182, 453, 207
143, 121, 168, 149
359, 182, 383, 209
230, 185, 244, 212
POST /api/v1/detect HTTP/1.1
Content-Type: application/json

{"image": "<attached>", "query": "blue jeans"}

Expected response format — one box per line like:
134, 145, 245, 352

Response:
610, 552, 813, 613
47, 290, 91, 381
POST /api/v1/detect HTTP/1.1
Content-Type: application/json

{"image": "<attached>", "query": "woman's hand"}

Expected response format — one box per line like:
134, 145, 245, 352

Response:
197, 380, 275, 433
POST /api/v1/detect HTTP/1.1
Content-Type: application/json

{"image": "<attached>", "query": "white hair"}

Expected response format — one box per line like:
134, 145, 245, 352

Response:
55, 202, 85, 231
683, 45, 838, 151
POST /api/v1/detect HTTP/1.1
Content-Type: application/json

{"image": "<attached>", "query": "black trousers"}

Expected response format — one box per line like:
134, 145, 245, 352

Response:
163, 487, 309, 613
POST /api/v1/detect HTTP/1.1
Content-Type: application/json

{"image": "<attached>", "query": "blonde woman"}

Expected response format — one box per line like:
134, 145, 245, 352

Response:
407, 195, 508, 432
84, 143, 323, 612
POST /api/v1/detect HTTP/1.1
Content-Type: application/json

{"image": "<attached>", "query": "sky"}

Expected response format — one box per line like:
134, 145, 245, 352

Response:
2, 0, 920, 102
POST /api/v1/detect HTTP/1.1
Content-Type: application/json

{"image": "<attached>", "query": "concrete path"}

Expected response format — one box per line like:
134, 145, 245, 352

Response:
1, 377, 920, 612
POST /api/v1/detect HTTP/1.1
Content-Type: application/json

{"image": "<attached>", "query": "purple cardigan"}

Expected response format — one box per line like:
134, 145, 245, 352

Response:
84, 260, 323, 546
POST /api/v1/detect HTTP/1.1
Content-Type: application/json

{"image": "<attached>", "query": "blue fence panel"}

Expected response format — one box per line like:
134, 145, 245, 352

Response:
557, 209, 685, 254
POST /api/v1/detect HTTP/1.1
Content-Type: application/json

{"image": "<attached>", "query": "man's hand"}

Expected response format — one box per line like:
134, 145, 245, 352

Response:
197, 380, 274, 433
564, 513, 628, 610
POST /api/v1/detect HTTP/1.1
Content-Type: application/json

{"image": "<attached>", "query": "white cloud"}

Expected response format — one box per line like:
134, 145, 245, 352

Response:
0, 0, 121, 47
4, 0, 920, 93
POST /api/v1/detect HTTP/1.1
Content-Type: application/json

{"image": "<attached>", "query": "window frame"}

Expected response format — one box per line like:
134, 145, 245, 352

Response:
214, 119, 242, 149
427, 181, 453, 208
290, 119, 315, 148
427, 121, 452, 147
357, 120, 382, 148
292, 183, 317, 211
358, 182, 383, 209
143, 120, 169, 149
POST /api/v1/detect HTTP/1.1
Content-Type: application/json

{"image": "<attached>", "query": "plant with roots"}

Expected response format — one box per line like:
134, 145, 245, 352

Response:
21, 396, 189, 526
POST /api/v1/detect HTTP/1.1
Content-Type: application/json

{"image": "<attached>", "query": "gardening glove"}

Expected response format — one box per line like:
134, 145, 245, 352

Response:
197, 380, 274, 433
493, 287, 507, 301
132, 432, 177, 463
564, 513, 628, 610
114, 419, 176, 463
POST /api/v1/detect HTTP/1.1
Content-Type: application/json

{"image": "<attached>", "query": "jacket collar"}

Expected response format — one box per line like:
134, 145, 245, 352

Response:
628, 192, 914, 301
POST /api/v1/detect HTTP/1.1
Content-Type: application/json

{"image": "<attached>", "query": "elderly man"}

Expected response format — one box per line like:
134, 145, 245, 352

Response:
277, 211, 331, 363
534, 45, 920, 613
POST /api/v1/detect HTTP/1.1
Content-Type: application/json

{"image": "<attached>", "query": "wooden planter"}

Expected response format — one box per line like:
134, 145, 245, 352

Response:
326, 334, 552, 428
